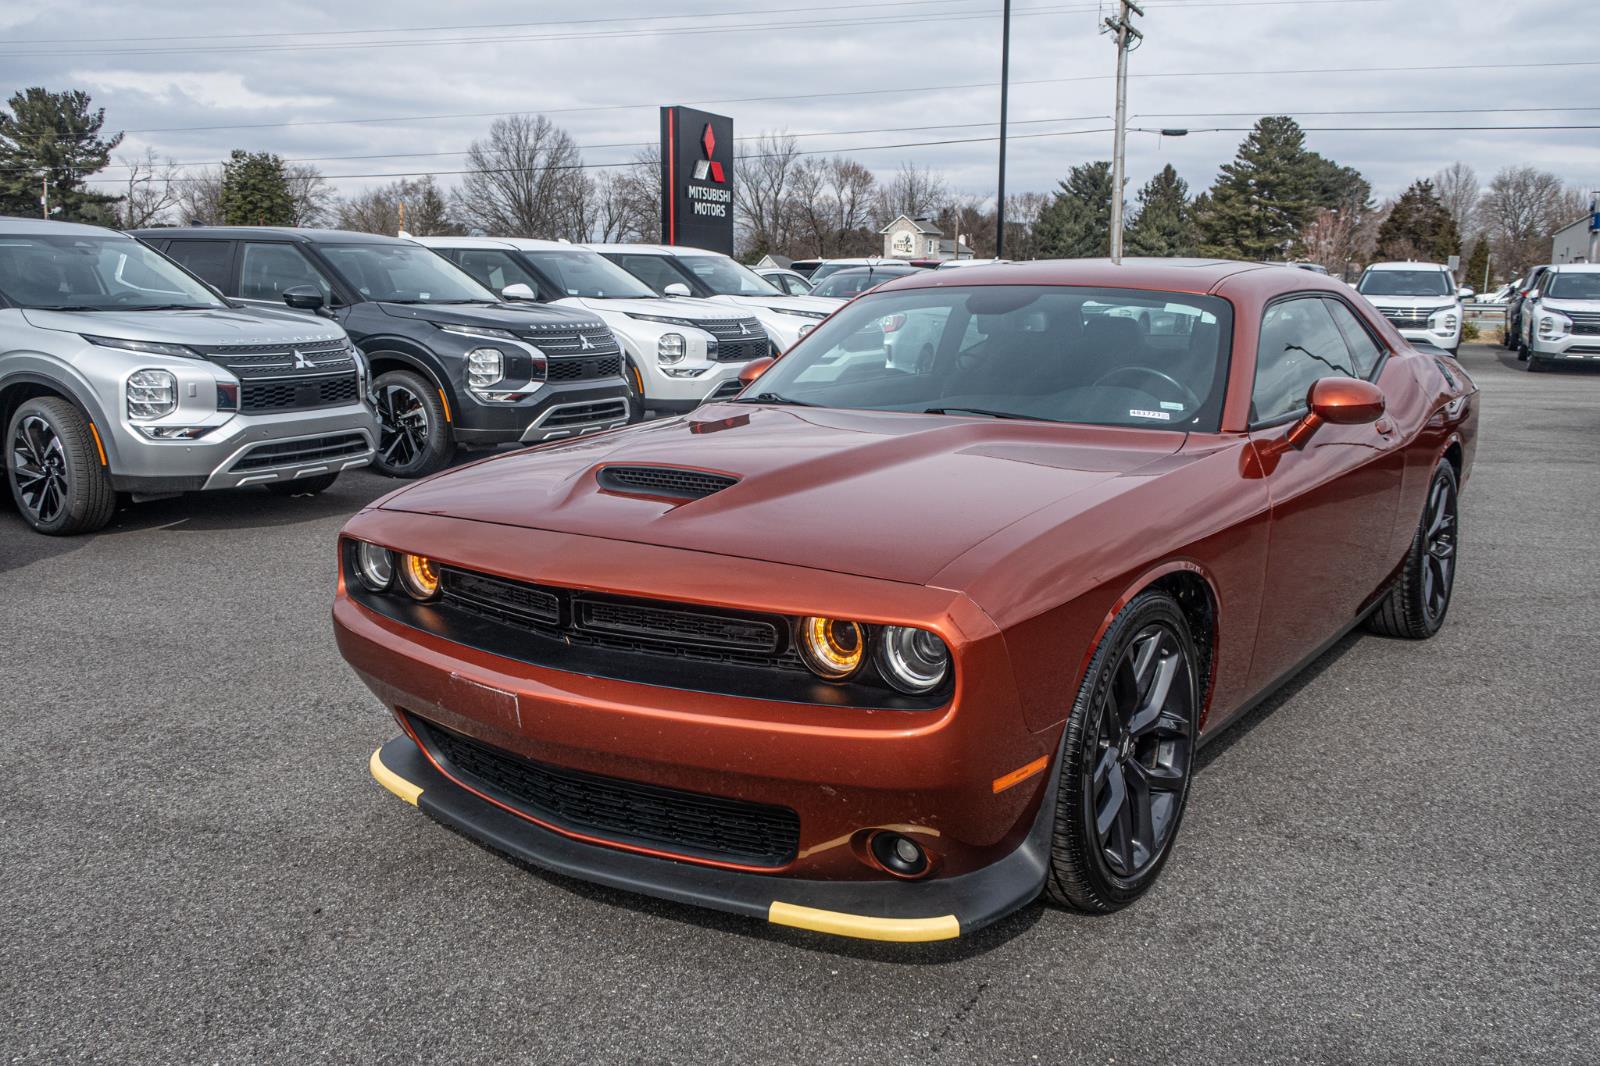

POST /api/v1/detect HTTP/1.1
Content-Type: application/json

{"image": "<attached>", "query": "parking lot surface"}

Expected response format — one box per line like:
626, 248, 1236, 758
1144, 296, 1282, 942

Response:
3, 342, 1596, 1064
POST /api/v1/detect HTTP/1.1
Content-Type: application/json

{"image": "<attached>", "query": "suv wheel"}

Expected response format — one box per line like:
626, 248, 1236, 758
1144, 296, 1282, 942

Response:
373, 369, 452, 478
6, 397, 117, 535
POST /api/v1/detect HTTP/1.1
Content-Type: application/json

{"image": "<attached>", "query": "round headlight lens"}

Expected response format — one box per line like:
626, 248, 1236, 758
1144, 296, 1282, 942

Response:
466, 347, 505, 389
657, 332, 686, 364
127, 369, 178, 420
877, 625, 950, 694
398, 553, 441, 600
798, 616, 865, 680
355, 541, 395, 591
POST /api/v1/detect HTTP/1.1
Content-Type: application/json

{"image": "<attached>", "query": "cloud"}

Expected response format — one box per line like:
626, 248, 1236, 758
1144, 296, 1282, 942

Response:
70, 70, 333, 113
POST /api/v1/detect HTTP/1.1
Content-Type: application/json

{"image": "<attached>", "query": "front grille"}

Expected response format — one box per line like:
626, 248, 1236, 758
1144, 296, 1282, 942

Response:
544, 400, 627, 428
413, 717, 801, 866
711, 337, 770, 362
697, 317, 768, 362
1565, 344, 1600, 354
1567, 310, 1600, 335
575, 599, 778, 652
443, 569, 560, 626
546, 354, 622, 382
597, 464, 737, 500
1375, 306, 1446, 329
241, 373, 359, 411
200, 341, 354, 379
231, 432, 369, 472
519, 323, 621, 357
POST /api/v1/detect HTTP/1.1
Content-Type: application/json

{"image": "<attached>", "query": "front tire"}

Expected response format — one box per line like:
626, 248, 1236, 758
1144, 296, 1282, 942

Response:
262, 472, 339, 497
1044, 590, 1199, 913
373, 369, 452, 478
1367, 460, 1459, 639
6, 397, 116, 536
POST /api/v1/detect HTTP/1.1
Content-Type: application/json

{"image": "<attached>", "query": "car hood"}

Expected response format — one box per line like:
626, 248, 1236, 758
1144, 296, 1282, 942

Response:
559, 296, 751, 321
380, 404, 1185, 585
1542, 298, 1600, 314
377, 301, 603, 330
711, 293, 845, 315
21, 306, 346, 346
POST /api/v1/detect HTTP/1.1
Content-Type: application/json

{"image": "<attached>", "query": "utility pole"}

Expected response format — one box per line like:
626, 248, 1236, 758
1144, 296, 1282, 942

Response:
995, 0, 1012, 260
40, 175, 49, 219
1105, 0, 1143, 264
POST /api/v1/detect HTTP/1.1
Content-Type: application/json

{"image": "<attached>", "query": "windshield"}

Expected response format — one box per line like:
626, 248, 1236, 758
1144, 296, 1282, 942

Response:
1546, 272, 1600, 300
319, 243, 496, 304
669, 254, 783, 296
0, 234, 225, 311
522, 249, 657, 299
1358, 269, 1452, 297
744, 285, 1233, 432
812, 270, 916, 299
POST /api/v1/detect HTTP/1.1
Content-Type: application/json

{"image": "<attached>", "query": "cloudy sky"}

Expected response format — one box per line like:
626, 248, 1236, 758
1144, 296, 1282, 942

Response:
2, 0, 1597, 213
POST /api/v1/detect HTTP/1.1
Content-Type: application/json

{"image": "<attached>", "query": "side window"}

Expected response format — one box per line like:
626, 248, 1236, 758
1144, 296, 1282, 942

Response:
1251, 297, 1358, 424
1323, 299, 1385, 378
238, 242, 333, 304
163, 240, 233, 289
613, 254, 684, 294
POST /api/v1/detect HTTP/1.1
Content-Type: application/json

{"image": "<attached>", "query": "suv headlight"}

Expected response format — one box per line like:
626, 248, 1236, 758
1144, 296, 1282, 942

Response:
83, 335, 200, 359
770, 307, 825, 320
127, 369, 178, 419
627, 313, 697, 328
466, 348, 505, 389
657, 333, 686, 364
1538, 312, 1571, 339
436, 322, 518, 341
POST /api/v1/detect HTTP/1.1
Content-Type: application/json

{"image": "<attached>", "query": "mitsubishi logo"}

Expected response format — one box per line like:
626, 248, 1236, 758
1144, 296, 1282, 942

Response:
739, 321, 753, 336
291, 349, 314, 370
692, 124, 726, 183
579, 334, 596, 351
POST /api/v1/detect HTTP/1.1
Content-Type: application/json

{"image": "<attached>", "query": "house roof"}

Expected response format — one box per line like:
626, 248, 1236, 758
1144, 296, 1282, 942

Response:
878, 214, 944, 236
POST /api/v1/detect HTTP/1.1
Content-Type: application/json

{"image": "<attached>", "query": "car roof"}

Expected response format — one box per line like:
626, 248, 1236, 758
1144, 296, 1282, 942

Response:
585, 243, 722, 258
129, 226, 410, 245
868, 257, 1273, 296
829, 265, 918, 276
1548, 262, 1600, 273
0, 217, 131, 238
1364, 261, 1451, 271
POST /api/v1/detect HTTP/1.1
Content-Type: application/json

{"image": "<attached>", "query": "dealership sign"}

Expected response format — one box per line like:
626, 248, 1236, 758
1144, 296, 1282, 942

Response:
660, 106, 734, 255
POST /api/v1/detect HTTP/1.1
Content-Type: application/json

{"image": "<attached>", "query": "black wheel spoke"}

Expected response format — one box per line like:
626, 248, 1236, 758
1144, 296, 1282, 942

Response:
1095, 754, 1127, 840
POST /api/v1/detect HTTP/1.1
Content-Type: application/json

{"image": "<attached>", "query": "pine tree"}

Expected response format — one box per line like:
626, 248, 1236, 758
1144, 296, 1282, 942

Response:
0, 87, 123, 222
1376, 179, 1460, 262
1126, 164, 1196, 257
1033, 161, 1114, 258
219, 150, 295, 227
1195, 116, 1319, 260
1464, 237, 1490, 290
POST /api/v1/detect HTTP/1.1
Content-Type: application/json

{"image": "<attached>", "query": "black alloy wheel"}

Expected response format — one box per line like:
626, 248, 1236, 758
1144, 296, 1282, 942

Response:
6, 397, 117, 535
372, 369, 451, 478
1367, 460, 1460, 640
12, 414, 68, 525
1045, 590, 1199, 912
1419, 470, 1458, 626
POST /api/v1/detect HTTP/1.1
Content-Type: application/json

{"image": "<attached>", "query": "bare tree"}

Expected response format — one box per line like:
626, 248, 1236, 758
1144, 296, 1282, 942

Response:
337, 176, 462, 236
734, 131, 800, 258
173, 165, 225, 226
454, 114, 591, 239
826, 158, 878, 255
286, 164, 336, 227
1478, 166, 1580, 272
1433, 162, 1480, 238
1299, 206, 1366, 276
117, 148, 179, 228
873, 163, 948, 228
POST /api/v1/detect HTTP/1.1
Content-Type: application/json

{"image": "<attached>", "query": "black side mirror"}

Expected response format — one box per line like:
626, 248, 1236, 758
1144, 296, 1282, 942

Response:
282, 285, 326, 312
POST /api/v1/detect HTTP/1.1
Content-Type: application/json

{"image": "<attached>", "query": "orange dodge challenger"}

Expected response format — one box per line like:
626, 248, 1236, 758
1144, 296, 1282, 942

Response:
335, 259, 1476, 942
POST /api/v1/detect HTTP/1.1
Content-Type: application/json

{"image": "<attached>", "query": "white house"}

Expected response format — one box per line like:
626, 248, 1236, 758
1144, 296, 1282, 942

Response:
879, 216, 972, 261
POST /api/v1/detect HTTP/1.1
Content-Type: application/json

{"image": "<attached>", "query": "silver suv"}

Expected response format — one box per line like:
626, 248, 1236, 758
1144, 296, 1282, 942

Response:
0, 218, 378, 535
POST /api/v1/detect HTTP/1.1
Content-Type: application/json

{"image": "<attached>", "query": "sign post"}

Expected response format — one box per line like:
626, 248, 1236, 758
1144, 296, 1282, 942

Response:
660, 106, 735, 255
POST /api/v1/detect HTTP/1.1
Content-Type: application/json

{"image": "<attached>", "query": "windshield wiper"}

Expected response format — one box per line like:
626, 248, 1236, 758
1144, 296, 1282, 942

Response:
736, 392, 818, 407
121, 304, 217, 311
29, 304, 107, 311
923, 406, 1046, 421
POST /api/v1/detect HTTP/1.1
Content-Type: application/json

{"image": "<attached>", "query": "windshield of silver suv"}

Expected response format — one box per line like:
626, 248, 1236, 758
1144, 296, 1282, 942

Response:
1546, 273, 1600, 300
518, 249, 657, 299
1358, 270, 1451, 297
318, 243, 497, 304
0, 233, 225, 311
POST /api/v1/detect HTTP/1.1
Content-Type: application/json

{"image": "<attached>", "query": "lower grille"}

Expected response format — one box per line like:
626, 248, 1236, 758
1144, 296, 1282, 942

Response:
711, 337, 770, 363
242, 373, 359, 411
231, 433, 369, 472
544, 400, 627, 428
412, 717, 801, 866
547, 355, 623, 382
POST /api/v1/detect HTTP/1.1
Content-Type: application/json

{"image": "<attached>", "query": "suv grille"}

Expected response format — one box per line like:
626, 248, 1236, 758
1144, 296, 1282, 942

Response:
543, 400, 628, 428
412, 716, 801, 867
1374, 306, 1447, 329
547, 354, 622, 381
519, 323, 621, 356
198, 341, 360, 412
697, 317, 769, 362
1567, 310, 1600, 335
231, 433, 370, 472
597, 465, 737, 500
242, 374, 359, 410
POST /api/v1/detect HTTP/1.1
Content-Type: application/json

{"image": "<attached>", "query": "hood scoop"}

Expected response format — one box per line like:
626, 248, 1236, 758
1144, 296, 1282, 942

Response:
597, 465, 739, 502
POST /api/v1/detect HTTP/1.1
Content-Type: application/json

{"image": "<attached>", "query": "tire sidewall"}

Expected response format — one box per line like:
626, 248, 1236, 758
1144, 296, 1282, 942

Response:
372, 369, 452, 478
6, 398, 110, 535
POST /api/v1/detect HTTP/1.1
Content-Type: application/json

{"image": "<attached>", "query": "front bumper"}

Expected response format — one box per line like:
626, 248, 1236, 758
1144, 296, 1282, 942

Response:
1528, 333, 1600, 360
449, 380, 632, 446
1397, 323, 1460, 350
370, 733, 1053, 942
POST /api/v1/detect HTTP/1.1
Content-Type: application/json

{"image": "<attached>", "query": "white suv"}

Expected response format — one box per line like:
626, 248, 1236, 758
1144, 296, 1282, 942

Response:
587, 244, 843, 350
417, 238, 772, 415
1519, 263, 1600, 371
1355, 261, 1470, 353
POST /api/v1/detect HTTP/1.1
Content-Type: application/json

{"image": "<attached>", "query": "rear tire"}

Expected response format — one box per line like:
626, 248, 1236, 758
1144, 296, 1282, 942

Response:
1044, 590, 1199, 913
1524, 352, 1543, 372
1367, 460, 1459, 640
373, 369, 452, 478
262, 472, 338, 497
6, 397, 116, 536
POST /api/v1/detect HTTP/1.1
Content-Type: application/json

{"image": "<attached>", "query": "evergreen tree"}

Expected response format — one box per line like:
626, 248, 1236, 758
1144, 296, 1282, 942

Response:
1126, 164, 1196, 257
1376, 179, 1460, 262
1463, 236, 1490, 290
0, 87, 123, 222
1033, 161, 1114, 258
1195, 116, 1319, 260
219, 150, 295, 227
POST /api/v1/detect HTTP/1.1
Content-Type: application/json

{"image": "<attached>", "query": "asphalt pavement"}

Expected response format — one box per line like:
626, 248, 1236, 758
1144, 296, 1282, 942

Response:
3, 341, 1597, 1064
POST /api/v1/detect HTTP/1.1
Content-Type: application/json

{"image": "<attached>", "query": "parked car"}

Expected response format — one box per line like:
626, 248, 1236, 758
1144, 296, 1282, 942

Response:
806, 257, 916, 284
342, 259, 1476, 942
589, 244, 841, 350
1355, 261, 1470, 353
419, 237, 774, 414
809, 265, 922, 300
1503, 265, 1552, 351
0, 219, 378, 535
786, 259, 824, 279
135, 227, 631, 477
756, 268, 815, 296
935, 258, 1009, 270
1516, 263, 1600, 371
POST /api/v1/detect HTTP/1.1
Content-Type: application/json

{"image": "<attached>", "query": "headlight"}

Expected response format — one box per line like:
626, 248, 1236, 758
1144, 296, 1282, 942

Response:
770, 307, 826, 319
1538, 313, 1571, 339
83, 334, 199, 359
436, 322, 518, 341
877, 626, 950, 694
398, 553, 441, 601
466, 347, 505, 389
658, 333, 686, 364
355, 542, 395, 592
627, 313, 697, 328
797, 616, 864, 680
126, 369, 178, 419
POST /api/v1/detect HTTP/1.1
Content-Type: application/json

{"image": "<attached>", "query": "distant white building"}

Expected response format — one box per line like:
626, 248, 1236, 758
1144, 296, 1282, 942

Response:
879, 215, 972, 261
1551, 203, 1598, 264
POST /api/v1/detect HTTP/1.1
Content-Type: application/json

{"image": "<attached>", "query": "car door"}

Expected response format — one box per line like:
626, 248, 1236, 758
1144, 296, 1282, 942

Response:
1245, 294, 1407, 692
160, 239, 236, 295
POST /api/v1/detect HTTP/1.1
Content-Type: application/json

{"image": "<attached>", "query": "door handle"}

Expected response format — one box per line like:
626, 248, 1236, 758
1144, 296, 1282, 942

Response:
1374, 418, 1396, 437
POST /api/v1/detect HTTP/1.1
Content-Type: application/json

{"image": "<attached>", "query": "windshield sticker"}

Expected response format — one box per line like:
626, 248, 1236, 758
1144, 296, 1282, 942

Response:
1129, 409, 1171, 421
1159, 401, 1185, 410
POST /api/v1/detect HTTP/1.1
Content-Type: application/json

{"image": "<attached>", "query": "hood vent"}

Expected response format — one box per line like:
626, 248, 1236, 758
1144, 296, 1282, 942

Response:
597, 465, 738, 501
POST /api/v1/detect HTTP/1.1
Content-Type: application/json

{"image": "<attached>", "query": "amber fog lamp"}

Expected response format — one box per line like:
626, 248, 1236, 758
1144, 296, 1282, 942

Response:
798, 617, 865, 680
354, 541, 395, 592
399, 553, 441, 601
